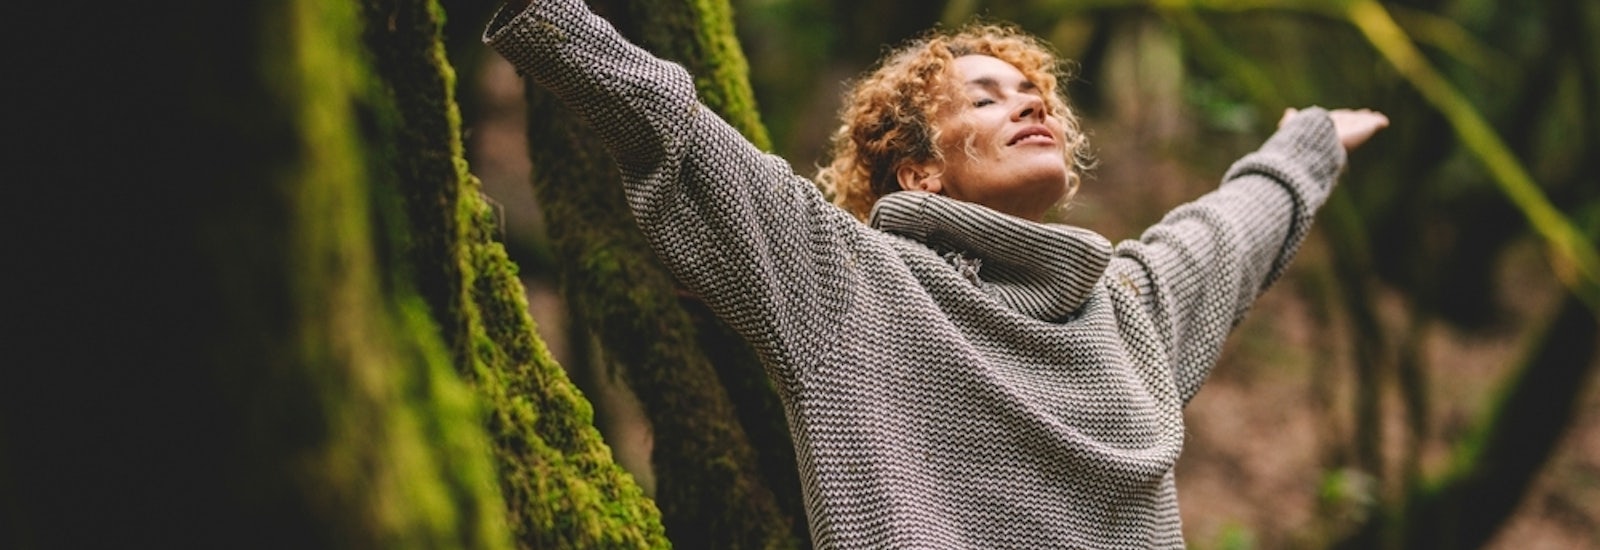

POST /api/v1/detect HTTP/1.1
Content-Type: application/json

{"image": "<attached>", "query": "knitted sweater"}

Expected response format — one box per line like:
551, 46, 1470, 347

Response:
486, 2, 1346, 547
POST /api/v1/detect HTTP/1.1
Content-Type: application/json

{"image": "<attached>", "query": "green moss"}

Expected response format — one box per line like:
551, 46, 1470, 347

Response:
607, 0, 772, 150
360, 0, 669, 546
230, 0, 516, 546
6, 1, 518, 546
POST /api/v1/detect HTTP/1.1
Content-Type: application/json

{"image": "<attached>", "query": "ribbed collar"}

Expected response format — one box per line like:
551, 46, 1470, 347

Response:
869, 191, 1112, 321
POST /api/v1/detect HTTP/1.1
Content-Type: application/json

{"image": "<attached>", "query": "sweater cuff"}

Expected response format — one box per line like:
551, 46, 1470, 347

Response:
1258, 107, 1345, 190
483, 3, 525, 41
482, 0, 569, 76
1218, 106, 1345, 213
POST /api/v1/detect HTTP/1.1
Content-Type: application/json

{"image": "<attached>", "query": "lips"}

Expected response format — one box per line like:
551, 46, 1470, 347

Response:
1007, 125, 1055, 146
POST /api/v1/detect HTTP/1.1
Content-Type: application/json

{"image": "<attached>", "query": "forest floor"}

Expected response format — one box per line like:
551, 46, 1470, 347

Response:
467, 52, 1600, 549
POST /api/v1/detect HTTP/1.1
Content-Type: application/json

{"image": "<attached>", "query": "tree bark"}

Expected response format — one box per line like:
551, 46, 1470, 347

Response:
7, 1, 508, 547
360, 0, 669, 547
6, 0, 673, 547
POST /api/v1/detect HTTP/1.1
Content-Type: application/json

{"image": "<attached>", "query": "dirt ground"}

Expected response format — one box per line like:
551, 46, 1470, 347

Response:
467, 52, 1600, 549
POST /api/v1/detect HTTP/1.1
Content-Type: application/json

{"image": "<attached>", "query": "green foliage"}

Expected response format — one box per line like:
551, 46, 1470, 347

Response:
1343, 0, 1600, 312
1211, 523, 1259, 550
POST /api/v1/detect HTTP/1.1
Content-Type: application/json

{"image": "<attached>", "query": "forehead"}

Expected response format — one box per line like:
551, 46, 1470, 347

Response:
951, 54, 1028, 85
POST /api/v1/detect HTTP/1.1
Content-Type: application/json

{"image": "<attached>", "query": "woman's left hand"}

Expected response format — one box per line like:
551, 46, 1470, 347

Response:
1282, 107, 1390, 152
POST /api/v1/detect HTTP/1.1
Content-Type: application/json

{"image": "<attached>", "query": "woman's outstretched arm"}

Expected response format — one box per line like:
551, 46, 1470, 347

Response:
1111, 107, 1386, 403
483, 0, 860, 389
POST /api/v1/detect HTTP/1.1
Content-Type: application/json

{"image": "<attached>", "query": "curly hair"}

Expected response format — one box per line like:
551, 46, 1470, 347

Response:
816, 23, 1090, 220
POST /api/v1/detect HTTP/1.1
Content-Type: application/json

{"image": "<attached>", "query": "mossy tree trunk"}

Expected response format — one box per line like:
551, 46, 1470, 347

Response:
7, 1, 508, 547
6, 0, 668, 548
359, 0, 670, 547
521, 0, 808, 547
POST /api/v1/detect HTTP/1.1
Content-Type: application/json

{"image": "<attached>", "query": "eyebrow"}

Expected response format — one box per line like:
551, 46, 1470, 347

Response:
964, 77, 1040, 93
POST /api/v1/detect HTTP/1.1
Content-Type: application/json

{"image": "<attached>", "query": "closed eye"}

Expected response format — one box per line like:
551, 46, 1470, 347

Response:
972, 97, 997, 108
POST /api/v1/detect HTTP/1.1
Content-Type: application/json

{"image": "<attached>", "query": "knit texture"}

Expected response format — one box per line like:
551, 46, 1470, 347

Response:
487, 2, 1345, 547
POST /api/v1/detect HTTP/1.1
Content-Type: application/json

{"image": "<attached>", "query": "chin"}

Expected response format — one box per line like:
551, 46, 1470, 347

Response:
1020, 171, 1071, 201
1015, 158, 1070, 183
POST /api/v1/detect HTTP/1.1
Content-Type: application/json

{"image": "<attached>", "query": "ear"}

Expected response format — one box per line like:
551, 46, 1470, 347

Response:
895, 162, 944, 194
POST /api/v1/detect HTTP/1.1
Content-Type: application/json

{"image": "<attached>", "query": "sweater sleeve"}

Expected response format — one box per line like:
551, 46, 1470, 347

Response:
1112, 108, 1344, 403
483, 0, 859, 390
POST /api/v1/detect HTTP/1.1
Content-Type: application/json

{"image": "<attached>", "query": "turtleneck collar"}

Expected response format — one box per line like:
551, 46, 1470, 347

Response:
868, 191, 1113, 322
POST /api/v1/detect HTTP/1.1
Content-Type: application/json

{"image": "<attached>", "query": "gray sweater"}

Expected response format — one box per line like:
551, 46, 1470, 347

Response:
487, 1, 1346, 547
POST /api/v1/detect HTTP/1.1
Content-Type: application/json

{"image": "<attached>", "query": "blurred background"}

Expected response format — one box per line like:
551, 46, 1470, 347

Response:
444, 0, 1598, 547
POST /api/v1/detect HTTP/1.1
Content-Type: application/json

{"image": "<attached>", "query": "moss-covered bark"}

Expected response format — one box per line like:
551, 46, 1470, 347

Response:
359, 0, 669, 547
594, 0, 771, 150
522, 0, 806, 546
525, 91, 800, 549
6, 1, 506, 548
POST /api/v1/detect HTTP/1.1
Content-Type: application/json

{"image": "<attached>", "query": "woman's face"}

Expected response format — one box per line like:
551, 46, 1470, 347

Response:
901, 55, 1072, 221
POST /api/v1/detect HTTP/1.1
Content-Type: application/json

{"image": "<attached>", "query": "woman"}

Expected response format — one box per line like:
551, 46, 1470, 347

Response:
486, 0, 1387, 547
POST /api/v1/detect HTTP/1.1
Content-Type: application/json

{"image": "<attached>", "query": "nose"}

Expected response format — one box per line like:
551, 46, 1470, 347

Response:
1012, 95, 1047, 122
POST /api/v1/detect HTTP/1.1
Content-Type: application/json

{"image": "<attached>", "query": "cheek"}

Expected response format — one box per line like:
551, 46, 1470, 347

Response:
935, 116, 971, 148
933, 126, 973, 168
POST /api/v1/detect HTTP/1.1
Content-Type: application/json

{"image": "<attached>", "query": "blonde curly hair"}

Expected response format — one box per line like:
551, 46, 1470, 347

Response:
816, 23, 1090, 220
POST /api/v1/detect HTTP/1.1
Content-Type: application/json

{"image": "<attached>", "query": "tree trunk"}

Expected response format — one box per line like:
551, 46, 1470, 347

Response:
6, 0, 670, 547
521, 0, 807, 546
1397, 295, 1600, 549
7, 1, 507, 547
360, 0, 669, 547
